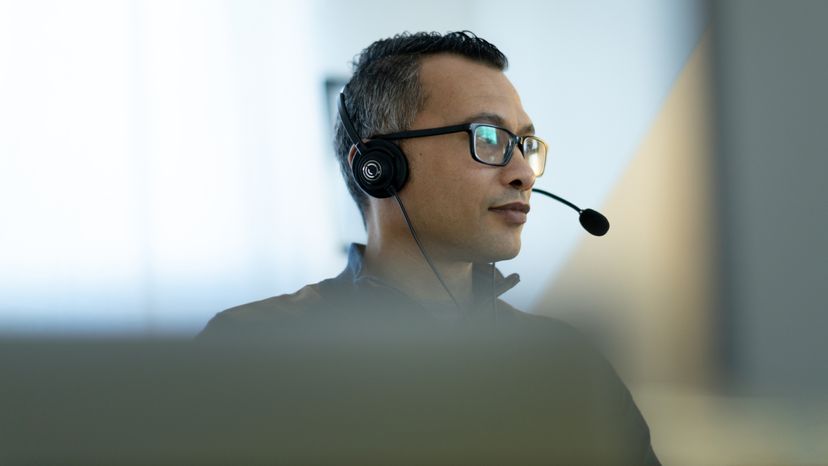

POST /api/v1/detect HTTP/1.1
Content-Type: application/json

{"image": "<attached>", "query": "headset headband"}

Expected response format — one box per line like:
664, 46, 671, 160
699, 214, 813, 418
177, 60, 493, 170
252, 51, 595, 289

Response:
337, 92, 366, 155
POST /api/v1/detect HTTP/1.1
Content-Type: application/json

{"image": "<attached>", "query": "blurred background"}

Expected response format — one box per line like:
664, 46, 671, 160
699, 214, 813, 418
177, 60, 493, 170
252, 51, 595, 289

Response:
1, 0, 826, 464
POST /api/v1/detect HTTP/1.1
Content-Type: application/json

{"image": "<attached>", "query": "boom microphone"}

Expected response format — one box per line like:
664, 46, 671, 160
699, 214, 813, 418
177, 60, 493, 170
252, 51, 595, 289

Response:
531, 188, 610, 236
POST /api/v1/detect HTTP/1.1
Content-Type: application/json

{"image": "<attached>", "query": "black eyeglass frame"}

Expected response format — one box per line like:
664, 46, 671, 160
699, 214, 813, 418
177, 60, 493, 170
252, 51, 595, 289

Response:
371, 123, 547, 176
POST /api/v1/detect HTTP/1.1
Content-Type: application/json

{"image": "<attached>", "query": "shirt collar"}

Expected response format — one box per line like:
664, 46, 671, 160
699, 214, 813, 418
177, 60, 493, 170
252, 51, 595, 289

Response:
342, 242, 520, 300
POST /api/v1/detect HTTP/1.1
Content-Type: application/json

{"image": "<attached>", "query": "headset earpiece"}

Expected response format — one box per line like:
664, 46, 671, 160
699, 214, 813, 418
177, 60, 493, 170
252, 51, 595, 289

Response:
338, 92, 409, 198
351, 139, 408, 198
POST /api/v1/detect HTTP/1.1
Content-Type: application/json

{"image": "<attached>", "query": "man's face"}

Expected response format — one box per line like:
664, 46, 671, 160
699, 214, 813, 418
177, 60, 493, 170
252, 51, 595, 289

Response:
386, 53, 537, 263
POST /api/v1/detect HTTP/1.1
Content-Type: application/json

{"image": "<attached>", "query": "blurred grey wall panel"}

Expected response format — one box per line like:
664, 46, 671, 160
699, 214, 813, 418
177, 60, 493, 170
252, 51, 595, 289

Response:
713, 0, 828, 394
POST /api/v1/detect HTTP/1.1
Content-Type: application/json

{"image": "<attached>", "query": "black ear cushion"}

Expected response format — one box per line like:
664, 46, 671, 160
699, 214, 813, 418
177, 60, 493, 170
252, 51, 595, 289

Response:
351, 140, 409, 199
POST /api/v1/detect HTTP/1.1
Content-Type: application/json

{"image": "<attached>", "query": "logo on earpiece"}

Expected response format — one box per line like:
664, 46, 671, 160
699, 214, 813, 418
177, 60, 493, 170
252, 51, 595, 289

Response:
362, 160, 382, 181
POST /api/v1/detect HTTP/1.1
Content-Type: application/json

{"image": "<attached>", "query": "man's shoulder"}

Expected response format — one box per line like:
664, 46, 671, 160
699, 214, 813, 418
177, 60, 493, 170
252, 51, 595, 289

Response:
498, 307, 660, 463
196, 278, 346, 340
498, 302, 586, 340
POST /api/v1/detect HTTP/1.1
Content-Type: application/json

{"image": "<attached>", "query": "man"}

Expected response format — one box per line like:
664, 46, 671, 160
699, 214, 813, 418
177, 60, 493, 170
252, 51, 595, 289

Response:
199, 31, 660, 464
200, 31, 542, 330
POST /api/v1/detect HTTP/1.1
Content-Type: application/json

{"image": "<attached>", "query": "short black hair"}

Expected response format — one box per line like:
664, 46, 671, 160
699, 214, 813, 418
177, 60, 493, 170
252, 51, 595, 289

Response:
334, 31, 509, 226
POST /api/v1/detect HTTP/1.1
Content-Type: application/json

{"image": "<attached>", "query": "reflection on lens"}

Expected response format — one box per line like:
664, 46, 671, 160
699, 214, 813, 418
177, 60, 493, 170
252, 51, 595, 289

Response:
528, 154, 544, 176
477, 126, 499, 145
524, 137, 546, 176
474, 125, 509, 164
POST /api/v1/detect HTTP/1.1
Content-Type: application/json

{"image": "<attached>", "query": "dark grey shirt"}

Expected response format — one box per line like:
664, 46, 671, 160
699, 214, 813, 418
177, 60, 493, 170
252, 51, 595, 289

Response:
198, 243, 661, 465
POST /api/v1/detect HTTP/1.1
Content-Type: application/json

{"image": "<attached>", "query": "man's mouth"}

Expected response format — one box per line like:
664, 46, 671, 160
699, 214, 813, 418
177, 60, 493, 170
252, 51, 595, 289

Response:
489, 202, 530, 225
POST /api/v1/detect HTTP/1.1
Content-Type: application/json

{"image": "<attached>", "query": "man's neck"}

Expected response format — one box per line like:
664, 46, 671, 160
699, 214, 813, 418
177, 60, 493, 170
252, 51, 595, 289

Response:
362, 234, 475, 310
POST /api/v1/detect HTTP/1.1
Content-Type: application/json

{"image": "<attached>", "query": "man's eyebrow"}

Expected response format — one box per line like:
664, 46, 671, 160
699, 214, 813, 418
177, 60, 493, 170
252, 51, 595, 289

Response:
464, 112, 535, 135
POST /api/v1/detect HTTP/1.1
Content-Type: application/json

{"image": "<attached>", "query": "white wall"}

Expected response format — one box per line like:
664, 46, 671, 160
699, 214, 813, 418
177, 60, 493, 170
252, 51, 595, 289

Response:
0, 0, 341, 334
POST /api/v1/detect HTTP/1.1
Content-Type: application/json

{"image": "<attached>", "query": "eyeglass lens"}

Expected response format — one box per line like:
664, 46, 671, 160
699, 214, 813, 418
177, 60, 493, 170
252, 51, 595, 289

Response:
473, 125, 546, 176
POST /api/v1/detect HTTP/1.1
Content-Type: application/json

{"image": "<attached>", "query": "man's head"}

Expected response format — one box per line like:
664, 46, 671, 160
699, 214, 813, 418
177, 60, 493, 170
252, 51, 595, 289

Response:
334, 31, 539, 263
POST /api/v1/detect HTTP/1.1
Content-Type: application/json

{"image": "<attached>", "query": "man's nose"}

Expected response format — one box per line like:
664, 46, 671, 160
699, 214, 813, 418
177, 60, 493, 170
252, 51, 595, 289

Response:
503, 145, 536, 191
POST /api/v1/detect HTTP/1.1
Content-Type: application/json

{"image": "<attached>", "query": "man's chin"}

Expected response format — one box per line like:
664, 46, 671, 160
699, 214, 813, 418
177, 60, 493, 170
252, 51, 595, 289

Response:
479, 237, 521, 263
437, 233, 521, 263
492, 246, 520, 262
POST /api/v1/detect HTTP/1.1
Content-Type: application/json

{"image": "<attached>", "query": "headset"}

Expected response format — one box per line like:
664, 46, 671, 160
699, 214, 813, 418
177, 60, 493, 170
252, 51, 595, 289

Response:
337, 92, 609, 235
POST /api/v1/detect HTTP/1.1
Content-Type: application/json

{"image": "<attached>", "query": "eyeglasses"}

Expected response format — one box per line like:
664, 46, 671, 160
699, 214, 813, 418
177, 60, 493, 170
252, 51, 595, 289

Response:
371, 123, 548, 177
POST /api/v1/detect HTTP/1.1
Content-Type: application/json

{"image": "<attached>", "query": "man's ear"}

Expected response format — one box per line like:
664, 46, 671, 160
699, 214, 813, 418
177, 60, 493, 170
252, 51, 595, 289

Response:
347, 145, 358, 167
